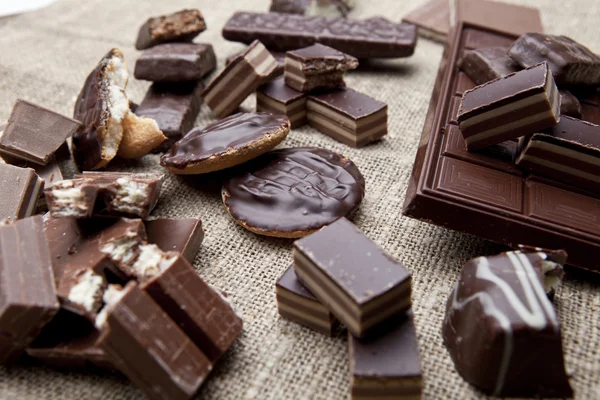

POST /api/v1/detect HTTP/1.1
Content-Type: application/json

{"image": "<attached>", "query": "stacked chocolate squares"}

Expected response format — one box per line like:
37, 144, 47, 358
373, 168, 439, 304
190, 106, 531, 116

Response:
276, 218, 422, 399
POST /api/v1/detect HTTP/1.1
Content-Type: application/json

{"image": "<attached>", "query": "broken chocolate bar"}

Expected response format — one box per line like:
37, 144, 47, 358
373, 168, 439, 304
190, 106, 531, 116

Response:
0, 163, 44, 222
256, 76, 307, 129
135, 9, 206, 50
134, 43, 216, 82
293, 218, 411, 338
458, 47, 520, 85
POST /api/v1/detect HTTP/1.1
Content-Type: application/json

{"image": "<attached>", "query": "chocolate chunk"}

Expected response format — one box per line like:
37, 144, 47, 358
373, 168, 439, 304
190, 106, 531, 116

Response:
349, 314, 422, 400
0, 163, 44, 222
509, 33, 600, 86
145, 218, 204, 263
227, 49, 286, 78
307, 88, 388, 148
161, 112, 290, 174
256, 77, 307, 129
559, 89, 582, 118
458, 47, 520, 85
134, 43, 216, 82
204, 40, 278, 119
276, 264, 337, 335
456, 0, 543, 38
0, 216, 59, 364
402, 0, 451, 43
135, 9, 206, 50
270, 0, 353, 17
222, 147, 365, 238
457, 62, 560, 151
293, 218, 412, 337
0, 100, 80, 165
222, 12, 417, 59
284, 44, 358, 92
442, 248, 572, 397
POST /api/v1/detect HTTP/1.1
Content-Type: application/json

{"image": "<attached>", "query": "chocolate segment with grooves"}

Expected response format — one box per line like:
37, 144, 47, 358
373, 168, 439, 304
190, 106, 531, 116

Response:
402, 19, 600, 272
256, 77, 307, 129
135, 9, 206, 50
145, 218, 204, 263
0, 163, 44, 222
222, 12, 417, 59
134, 43, 216, 82
456, 0, 543, 37
401, 0, 451, 44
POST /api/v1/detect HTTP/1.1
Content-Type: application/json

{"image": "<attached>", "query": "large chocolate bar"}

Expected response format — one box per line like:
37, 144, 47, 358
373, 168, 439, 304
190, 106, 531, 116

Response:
456, 0, 543, 38
222, 12, 417, 59
0, 163, 44, 222
402, 19, 600, 272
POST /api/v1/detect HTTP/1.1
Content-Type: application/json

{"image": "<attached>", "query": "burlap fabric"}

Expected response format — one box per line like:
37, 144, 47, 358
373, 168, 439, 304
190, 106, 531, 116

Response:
0, 0, 599, 399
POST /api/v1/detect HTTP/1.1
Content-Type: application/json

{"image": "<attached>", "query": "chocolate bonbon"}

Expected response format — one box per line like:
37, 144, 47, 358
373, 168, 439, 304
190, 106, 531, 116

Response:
293, 218, 412, 337
135, 9, 206, 50
256, 77, 307, 129
222, 147, 364, 238
442, 248, 572, 397
222, 12, 417, 59
402, 0, 451, 43
0, 163, 44, 222
134, 43, 216, 82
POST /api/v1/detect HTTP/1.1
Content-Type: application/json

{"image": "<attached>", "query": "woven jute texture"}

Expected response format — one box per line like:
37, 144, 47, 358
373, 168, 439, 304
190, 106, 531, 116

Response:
0, 0, 599, 399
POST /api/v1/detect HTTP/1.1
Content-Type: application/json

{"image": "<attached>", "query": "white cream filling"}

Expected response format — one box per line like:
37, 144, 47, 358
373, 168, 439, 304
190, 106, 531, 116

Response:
131, 244, 174, 281
110, 178, 149, 214
100, 232, 142, 267
67, 270, 106, 313
95, 284, 125, 329
541, 260, 562, 294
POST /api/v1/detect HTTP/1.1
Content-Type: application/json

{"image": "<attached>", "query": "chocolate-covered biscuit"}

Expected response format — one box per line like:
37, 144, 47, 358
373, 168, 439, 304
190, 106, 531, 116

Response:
135, 9, 206, 50
134, 43, 216, 82
222, 147, 364, 238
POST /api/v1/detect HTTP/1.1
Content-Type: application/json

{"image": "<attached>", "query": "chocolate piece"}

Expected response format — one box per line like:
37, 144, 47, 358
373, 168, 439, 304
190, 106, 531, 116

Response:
559, 90, 582, 119
145, 218, 204, 263
222, 147, 365, 238
516, 116, 600, 193
349, 314, 422, 400
204, 40, 277, 119
458, 47, 520, 85
456, 0, 543, 38
256, 77, 307, 129
161, 112, 290, 174
457, 62, 561, 151
227, 50, 286, 79
0, 163, 44, 222
442, 249, 572, 397
222, 12, 417, 59
307, 88, 388, 148
0, 100, 80, 165
402, 0, 451, 43
293, 218, 412, 337
577, 88, 600, 125
284, 44, 358, 92
97, 282, 212, 400
134, 43, 216, 82
509, 33, 600, 86
270, 0, 353, 17
276, 264, 337, 335
135, 9, 206, 50
135, 82, 204, 151
0, 216, 59, 364
403, 21, 600, 273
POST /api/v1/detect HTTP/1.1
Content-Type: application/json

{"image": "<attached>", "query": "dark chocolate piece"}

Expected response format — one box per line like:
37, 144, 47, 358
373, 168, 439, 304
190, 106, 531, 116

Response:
270, 0, 352, 17
307, 88, 388, 148
222, 147, 365, 238
134, 43, 216, 82
276, 264, 337, 335
256, 77, 307, 129
442, 248, 572, 397
457, 62, 560, 151
135, 9, 206, 50
0, 216, 59, 364
402, 0, 450, 44
458, 47, 520, 85
509, 33, 600, 86
145, 218, 204, 263
222, 12, 417, 59
0, 163, 44, 222
456, 0, 543, 38
0, 100, 80, 165
293, 218, 412, 337
559, 90, 582, 119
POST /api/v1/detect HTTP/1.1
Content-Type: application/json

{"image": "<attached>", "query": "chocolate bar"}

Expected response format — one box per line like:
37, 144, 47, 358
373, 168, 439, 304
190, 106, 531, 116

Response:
516, 116, 600, 193
270, 0, 353, 17
293, 218, 411, 337
226, 50, 286, 78
403, 20, 600, 272
457, 62, 561, 151
401, 0, 451, 43
135, 9, 206, 50
276, 264, 337, 335
134, 43, 216, 82
456, 0, 543, 38
442, 248, 572, 397
0, 99, 80, 165
349, 315, 422, 400
0, 163, 44, 222
256, 77, 307, 129
145, 218, 204, 263
0, 216, 59, 364
458, 47, 520, 85
284, 44, 358, 92
307, 88, 388, 148
204, 40, 278, 119
222, 12, 417, 59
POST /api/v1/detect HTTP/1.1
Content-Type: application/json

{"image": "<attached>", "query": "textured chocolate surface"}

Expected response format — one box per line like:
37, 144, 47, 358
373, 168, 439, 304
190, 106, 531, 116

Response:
458, 47, 520, 85
134, 43, 216, 82
456, 0, 543, 37
135, 9, 206, 50
402, 0, 450, 43
0, 163, 44, 222
222, 147, 364, 236
145, 218, 204, 263
222, 12, 417, 58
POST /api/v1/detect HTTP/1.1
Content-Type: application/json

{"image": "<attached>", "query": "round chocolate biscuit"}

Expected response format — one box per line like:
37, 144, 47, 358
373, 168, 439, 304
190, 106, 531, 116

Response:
160, 112, 290, 174
222, 147, 365, 238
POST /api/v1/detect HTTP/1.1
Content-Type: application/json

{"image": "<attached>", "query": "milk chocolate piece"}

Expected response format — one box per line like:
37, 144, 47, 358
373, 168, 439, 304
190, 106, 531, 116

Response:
458, 47, 520, 85
456, 0, 543, 38
402, 0, 451, 43
293, 218, 412, 337
276, 264, 337, 335
0, 216, 59, 364
559, 90, 582, 119
284, 44, 358, 92
227, 49, 286, 79
307, 88, 388, 148
0, 163, 44, 222
349, 314, 422, 400
509, 33, 600, 86
145, 218, 204, 263
222, 12, 417, 59
0, 100, 80, 165
270, 0, 353, 17
442, 249, 572, 397
457, 62, 561, 151
256, 77, 307, 129
135, 9, 206, 50
222, 147, 365, 238
134, 43, 216, 82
